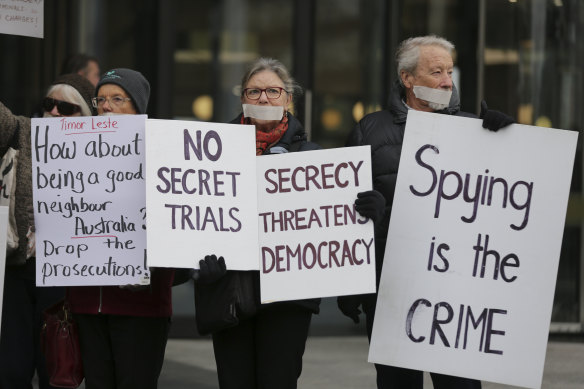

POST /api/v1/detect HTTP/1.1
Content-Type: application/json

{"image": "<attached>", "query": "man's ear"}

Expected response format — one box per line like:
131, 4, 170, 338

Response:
401, 70, 414, 89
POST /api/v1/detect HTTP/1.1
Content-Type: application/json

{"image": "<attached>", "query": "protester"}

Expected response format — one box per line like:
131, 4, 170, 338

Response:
0, 74, 95, 389
66, 68, 174, 389
61, 53, 101, 87
338, 35, 514, 389
190, 57, 381, 389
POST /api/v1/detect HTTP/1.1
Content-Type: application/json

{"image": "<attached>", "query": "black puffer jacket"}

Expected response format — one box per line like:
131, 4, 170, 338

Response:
346, 81, 475, 281
230, 112, 322, 313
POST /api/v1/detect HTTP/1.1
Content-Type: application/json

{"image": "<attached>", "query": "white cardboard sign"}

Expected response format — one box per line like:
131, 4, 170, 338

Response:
145, 119, 259, 270
32, 116, 149, 286
257, 147, 376, 303
0, 0, 43, 38
368, 110, 578, 389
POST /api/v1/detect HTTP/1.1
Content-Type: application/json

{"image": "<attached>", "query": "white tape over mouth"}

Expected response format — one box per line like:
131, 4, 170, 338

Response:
413, 86, 452, 106
242, 104, 284, 120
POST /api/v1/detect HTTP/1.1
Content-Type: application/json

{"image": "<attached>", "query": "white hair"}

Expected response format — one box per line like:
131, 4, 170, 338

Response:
396, 35, 455, 85
240, 57, 302, 97
44, 84, 92, 116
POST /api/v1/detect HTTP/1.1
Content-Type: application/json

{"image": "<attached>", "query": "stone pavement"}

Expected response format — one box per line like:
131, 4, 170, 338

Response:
159, 336, 584, 389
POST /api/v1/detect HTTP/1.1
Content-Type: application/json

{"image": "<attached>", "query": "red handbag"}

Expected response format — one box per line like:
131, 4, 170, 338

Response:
41, 300, 84, 388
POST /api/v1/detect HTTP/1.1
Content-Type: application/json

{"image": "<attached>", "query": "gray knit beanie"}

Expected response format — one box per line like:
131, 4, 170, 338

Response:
96, 68, 150, 114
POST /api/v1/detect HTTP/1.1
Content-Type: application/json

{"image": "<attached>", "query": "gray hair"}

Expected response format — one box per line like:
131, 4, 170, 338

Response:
240, 57, 301, 97
45, 84, 93, 116
396, 35, 455, 85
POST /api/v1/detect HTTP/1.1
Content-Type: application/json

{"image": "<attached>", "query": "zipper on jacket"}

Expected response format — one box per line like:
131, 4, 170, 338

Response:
98, 286, 103, 313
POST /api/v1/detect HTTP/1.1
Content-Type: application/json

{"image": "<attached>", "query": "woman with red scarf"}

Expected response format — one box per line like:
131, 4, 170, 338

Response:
195, 58, 385, 389
202, 57, 320, 389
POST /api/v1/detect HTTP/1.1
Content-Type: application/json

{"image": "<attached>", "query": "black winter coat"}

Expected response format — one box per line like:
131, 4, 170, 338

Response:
229, 112, 322, 314
345, 81, 475, 282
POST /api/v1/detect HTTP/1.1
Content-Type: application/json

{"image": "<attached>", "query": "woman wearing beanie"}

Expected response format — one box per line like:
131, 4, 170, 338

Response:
0, 73, 96, 389
66, 68, 174, 389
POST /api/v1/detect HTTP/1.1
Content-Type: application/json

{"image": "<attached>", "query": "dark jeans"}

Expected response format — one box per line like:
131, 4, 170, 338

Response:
0, 260, 64, 389
75, 313, 170, 389
363, 295, 482, 389
212, 304, 313, 389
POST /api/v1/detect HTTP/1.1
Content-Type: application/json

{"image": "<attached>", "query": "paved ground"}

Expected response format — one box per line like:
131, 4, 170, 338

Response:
43, 290, 584, 388
159, 336, 584, 389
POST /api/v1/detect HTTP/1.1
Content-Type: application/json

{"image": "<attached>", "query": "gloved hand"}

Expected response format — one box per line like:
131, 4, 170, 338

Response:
194, 255, 227, 285
480, 100, 514, 132
337, 295, 363, 324
355, 190, 386, 223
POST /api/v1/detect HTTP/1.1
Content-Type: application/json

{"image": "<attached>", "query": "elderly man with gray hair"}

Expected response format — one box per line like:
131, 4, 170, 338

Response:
338, 35, 513, 389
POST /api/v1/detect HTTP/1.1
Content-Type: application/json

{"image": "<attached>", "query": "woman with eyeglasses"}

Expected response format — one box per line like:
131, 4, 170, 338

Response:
195, 58, 385, 389
193, 58, 321, 389
66, 68, 175, 389
0, 73, 95, 389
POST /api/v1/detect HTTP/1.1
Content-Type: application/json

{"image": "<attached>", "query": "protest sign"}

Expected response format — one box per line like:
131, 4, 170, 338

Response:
368, 110, 578, 388
257, 147, 376, 303
32, 115, 149, 286
0, 0, 43, 38
145, 119, 258, 270
0, 206, 7, 339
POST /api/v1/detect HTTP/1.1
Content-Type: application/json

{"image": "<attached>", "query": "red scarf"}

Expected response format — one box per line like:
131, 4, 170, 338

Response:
240, 114, 289, 155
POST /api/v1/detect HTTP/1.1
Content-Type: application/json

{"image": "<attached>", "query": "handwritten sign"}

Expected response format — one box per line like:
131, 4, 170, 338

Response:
368, 111, 578, 389
0, 206, 7, 340
257, 147, 375, 303
32, 115, 149, 286
0, 0, 43, 38
145, 119, 259, 270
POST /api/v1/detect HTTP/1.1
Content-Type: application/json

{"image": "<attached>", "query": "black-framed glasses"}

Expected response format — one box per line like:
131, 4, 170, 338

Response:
92, 96, 132, 108
42, 97, 81, 116
242, 87, 287, 100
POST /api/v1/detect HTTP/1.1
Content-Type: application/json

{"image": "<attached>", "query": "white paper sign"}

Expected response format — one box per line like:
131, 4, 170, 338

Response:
145, 119, 259, 270
258, 147, 376, 303
32, 116, 149, 286
368, 110, 578, 389
0, 206, 8, 340
0, 0, 43, 38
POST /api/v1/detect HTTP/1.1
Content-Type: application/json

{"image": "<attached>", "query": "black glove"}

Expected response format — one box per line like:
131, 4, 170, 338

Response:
355, 190, 385, 223
480, 100, 514, 132
195, 255, 227, 285
337, 295, 363, 324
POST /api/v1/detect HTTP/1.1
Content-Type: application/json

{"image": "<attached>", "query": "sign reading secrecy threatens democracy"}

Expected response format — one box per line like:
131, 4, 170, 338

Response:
257, 146, 376, 303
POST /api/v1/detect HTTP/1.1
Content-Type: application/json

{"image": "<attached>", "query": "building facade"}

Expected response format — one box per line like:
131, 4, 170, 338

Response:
1, 0, 582, 331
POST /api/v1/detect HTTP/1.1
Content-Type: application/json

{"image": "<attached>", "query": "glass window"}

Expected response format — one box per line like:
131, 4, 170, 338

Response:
484, 0, 584, 323
172, 0, 293, 122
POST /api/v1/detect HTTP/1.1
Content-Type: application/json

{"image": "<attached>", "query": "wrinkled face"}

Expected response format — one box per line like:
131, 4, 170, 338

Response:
96, 84, 136, 115
82, 60, 101, 87
401, 45, 453, 112
241, 70, 291, 107
241, 70, 291, 129
43, 90, 82, 117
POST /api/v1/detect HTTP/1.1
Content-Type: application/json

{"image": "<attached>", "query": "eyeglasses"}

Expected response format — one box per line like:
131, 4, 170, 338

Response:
92, 96, 132, 109
242, 87, 287, 100
42, 97, 81, 116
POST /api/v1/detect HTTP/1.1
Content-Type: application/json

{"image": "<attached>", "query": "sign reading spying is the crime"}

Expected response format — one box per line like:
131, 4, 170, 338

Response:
257, 146, 376, 303
368, 110, 578, 389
